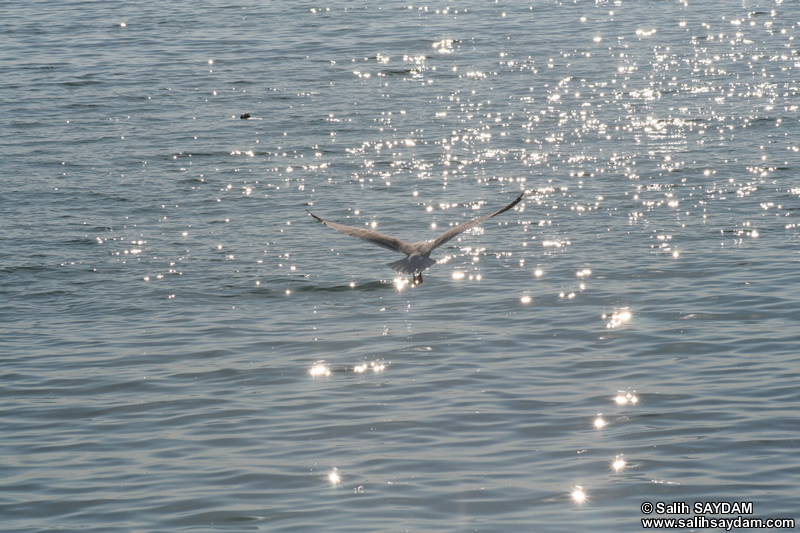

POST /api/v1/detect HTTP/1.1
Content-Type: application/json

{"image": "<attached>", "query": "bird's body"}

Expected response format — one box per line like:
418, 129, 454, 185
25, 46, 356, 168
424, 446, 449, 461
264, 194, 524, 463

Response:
307, 192, 524, 284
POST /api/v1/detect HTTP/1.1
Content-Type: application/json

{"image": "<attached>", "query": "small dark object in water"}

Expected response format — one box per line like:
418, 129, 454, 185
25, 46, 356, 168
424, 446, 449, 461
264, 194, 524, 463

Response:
240, 113, 251, 120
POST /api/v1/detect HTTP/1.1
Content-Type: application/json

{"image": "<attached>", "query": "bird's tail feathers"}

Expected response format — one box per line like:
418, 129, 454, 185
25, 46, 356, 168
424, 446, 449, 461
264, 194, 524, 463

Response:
387, 255, 437, 274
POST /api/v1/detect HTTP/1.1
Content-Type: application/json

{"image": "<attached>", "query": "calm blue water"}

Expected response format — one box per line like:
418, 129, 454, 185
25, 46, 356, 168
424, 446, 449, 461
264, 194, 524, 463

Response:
2, 1, 799, 531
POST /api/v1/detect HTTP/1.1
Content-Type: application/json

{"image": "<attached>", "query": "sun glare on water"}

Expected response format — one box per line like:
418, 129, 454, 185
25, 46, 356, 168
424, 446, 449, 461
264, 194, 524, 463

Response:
615, 391, 639, 405
310, 363, 330, 377
571, 486, 587, 504
328, 469, 341, 485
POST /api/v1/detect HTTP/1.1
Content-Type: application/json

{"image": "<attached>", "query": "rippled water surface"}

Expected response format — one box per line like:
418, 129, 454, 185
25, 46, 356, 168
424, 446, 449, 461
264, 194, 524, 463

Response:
2, 1, 800, 531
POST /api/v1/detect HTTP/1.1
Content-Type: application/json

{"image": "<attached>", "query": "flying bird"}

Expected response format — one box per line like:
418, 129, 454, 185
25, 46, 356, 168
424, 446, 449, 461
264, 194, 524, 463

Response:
307, 191, 524, 285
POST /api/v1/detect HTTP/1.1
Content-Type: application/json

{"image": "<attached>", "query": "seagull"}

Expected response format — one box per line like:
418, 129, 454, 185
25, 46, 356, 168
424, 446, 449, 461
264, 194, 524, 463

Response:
307, 191, 524, 285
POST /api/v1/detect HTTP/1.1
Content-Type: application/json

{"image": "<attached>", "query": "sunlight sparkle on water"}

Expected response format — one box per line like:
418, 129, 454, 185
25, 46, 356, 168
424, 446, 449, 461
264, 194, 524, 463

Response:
394, 277, 410, 291
615, 391, 639, 405
354, 362, 386, 373
521, 295, 532, 304
310, 363, 331, 377
594, 415, 606, 429
572, 486, 587, 504
329, 469, 341, 485
612, 455, 626, 472
604, 309, 632, 329
452, 271, 465, 280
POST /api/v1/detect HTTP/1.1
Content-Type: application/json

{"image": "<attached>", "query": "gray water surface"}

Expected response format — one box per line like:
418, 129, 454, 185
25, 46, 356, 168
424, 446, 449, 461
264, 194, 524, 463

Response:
2, 1, 799, 531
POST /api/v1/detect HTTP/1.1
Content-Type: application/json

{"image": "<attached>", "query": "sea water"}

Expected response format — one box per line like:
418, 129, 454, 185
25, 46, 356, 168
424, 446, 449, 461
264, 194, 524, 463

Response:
2, 1, 799, 531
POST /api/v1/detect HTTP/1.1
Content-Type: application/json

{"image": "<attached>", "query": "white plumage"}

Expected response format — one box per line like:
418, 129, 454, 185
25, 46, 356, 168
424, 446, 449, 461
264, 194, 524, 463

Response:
307, 192, 524, 284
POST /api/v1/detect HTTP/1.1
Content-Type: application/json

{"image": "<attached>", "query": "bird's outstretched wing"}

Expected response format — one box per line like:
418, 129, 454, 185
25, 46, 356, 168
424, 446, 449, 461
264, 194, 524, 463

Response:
307, 211, 416, 255
420, 192, 524, 254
